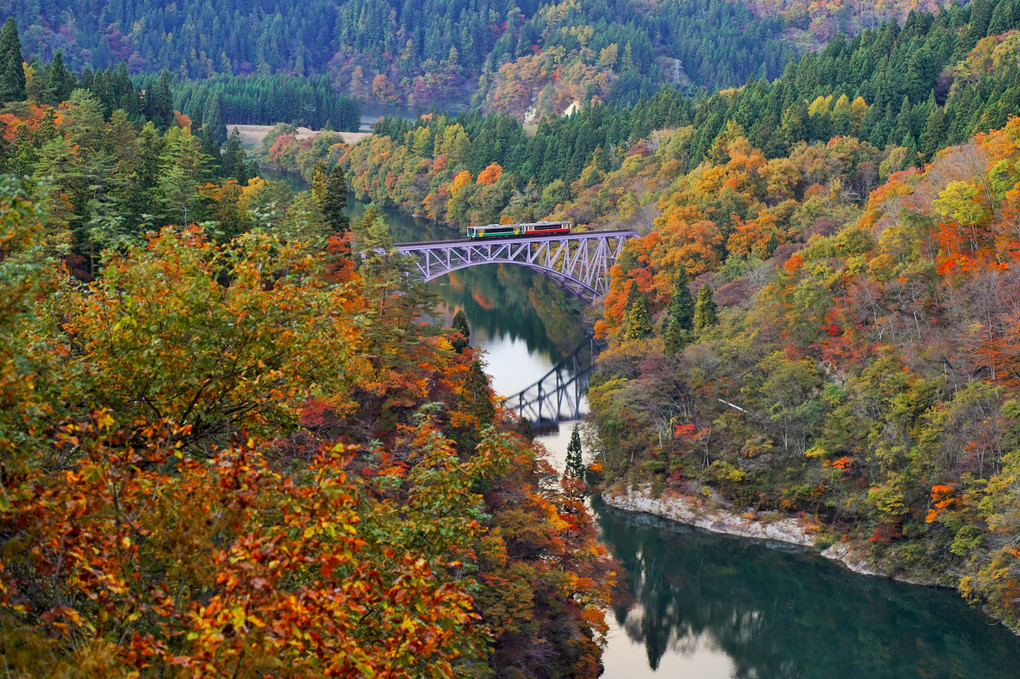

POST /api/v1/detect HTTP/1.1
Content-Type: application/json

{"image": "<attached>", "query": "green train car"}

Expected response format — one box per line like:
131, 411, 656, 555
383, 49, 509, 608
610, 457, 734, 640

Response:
466, 221, 572, 239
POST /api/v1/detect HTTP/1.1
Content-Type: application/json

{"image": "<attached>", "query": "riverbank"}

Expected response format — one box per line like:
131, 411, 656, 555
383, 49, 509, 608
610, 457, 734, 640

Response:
602, 484, 937, 585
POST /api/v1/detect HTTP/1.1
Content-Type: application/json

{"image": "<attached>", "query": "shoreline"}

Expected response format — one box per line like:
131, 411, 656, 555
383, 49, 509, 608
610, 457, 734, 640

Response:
601, 484, 936, 585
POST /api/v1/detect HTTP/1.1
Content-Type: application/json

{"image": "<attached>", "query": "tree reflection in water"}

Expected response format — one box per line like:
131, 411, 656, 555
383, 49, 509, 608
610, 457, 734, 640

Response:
596, 500, 1020, 679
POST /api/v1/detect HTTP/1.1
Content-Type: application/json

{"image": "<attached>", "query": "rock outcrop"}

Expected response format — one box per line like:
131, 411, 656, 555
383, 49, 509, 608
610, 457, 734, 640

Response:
602, 485, 896, 579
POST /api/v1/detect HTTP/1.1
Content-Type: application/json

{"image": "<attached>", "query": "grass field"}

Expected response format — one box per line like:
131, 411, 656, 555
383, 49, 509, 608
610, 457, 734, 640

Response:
228, 124, 370, 149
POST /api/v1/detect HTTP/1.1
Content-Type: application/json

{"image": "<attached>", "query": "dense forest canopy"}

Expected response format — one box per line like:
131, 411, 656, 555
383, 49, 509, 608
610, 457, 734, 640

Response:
294, 0, 1020, 637
0, 0, 871, 112
256, 0, 1020, 232
8, 0, 1020, 672
0, 21, 614, 676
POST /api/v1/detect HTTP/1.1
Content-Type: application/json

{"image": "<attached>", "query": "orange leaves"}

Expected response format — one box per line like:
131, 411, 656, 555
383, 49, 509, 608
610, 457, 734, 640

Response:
784, 252, 804, 272
926, 483, 961, 524
4, 410, 488, 677
727, 213, 781, 259
830, 456, 854, 470
476, 163, 503, 185
448, 170, 472, 197
978, 116, 1020, 163
655, 217, 724, 277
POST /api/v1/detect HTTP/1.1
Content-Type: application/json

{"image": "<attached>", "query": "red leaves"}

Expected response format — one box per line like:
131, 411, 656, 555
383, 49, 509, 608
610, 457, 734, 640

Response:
867, 520, 903, 543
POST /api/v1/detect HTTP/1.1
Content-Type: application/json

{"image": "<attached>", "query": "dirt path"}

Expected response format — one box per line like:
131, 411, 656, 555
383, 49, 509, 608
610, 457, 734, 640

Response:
228, 124, 370, 148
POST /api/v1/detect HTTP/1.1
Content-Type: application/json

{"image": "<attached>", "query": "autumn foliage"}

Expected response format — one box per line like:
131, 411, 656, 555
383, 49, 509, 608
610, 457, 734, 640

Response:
589, 116, 1020, 633
0, 176, 613, 676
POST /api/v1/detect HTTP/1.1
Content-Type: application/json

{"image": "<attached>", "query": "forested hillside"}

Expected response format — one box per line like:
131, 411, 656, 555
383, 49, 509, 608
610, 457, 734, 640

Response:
4, 0, 794, 111
0, 24, 614, 676
9, 0, 1020, 668
10, 0, 1015, 116
269, 0, 1020, 231
316, 0, 1020, 633
582, 2, 1020, 633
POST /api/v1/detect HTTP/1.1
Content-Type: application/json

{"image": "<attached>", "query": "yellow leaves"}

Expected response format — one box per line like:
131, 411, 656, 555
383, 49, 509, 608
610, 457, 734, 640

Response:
448, 170, 472, 198
934, 180, 991, 226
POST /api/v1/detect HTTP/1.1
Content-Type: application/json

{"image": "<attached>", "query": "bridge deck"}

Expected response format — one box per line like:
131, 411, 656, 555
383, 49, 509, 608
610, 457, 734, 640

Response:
395, 229, 638, 249
392, 228, 638, 301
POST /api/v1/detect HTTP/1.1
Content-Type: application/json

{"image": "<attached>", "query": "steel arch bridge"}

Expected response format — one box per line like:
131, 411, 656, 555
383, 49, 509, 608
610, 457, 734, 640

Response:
394, 230, 638, 301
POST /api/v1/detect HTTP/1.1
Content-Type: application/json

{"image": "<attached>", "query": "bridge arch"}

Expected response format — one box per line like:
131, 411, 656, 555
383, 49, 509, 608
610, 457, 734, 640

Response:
394, 230, 638, 303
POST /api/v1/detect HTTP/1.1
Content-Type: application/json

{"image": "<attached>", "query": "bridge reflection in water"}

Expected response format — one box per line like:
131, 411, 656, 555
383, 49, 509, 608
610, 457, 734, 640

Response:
503, 334, 601, 432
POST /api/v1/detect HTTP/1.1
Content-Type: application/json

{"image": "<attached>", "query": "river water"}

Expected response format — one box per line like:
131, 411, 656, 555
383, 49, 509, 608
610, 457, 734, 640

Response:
294, 188, 1020, 676
349, 197, 1020, 677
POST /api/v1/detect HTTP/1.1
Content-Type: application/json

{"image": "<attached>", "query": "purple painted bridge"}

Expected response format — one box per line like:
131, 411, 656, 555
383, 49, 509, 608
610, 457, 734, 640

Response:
394, 229, 639, 301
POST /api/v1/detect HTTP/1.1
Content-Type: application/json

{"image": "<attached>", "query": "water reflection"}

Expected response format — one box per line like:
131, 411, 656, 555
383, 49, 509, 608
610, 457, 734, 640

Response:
436, 267, 585, 366
595, 501, 1020, 678
358, 101, 469, 132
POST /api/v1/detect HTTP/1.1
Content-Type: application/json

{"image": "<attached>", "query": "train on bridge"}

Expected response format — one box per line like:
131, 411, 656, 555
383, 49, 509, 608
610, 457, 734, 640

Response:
466, 221, 572, 239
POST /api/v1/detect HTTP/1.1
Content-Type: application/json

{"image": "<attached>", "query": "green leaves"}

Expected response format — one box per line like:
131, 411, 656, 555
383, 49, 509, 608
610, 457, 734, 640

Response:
67, 227, 368, 450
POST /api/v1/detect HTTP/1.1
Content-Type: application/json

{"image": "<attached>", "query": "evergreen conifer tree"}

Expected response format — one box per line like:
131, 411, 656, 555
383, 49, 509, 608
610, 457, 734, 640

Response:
988, 0, 1016, 35
221, 128, 248, 182
464, 360, 495, 427
663, 269, 694, 354
667, 269, 695, 333
45, 50, 74, 105
451, 309, 470, 354
626, 296, 652, 340
566, 424, 584, 481
693, 285, 718, 334
323, 163, 350, 235
203, 93, 227, 146
147, 70, 175, 131
663, 317, 685, 355
0, 18, 26, 103
311, 162, 328, 208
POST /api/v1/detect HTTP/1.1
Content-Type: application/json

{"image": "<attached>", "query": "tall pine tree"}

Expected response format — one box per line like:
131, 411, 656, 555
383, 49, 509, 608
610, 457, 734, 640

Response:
323, 163, 350, 235
0, 18, 26, 103
626, 296, 652, 340
45, 50, 75, 105
663, 269, 694, 354
145, 70, 175, 131
451, 309, 470, 353
203, 93, 227, 146
565, 424, 584, 481
693, 285, 718, 334
311, 161, 328, 207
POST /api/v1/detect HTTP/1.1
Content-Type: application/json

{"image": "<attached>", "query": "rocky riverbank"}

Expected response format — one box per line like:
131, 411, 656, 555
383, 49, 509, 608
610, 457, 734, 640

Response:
602, 484, 926, 582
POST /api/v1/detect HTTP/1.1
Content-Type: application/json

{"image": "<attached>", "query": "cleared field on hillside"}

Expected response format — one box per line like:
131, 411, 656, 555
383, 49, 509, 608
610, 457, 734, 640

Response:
230, 124, 370, 148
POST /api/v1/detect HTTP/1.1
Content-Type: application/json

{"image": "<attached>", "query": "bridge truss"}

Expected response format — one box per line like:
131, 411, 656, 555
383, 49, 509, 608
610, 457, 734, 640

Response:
395, 230, 637, 301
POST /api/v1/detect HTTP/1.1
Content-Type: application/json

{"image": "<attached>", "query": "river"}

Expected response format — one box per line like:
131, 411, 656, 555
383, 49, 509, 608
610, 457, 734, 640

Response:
349, 196, 1020, 677
264, 183, 1020, 676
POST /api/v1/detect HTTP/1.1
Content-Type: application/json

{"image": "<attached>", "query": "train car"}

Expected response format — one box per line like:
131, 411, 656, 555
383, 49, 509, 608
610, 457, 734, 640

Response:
466, 221, 572, 239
